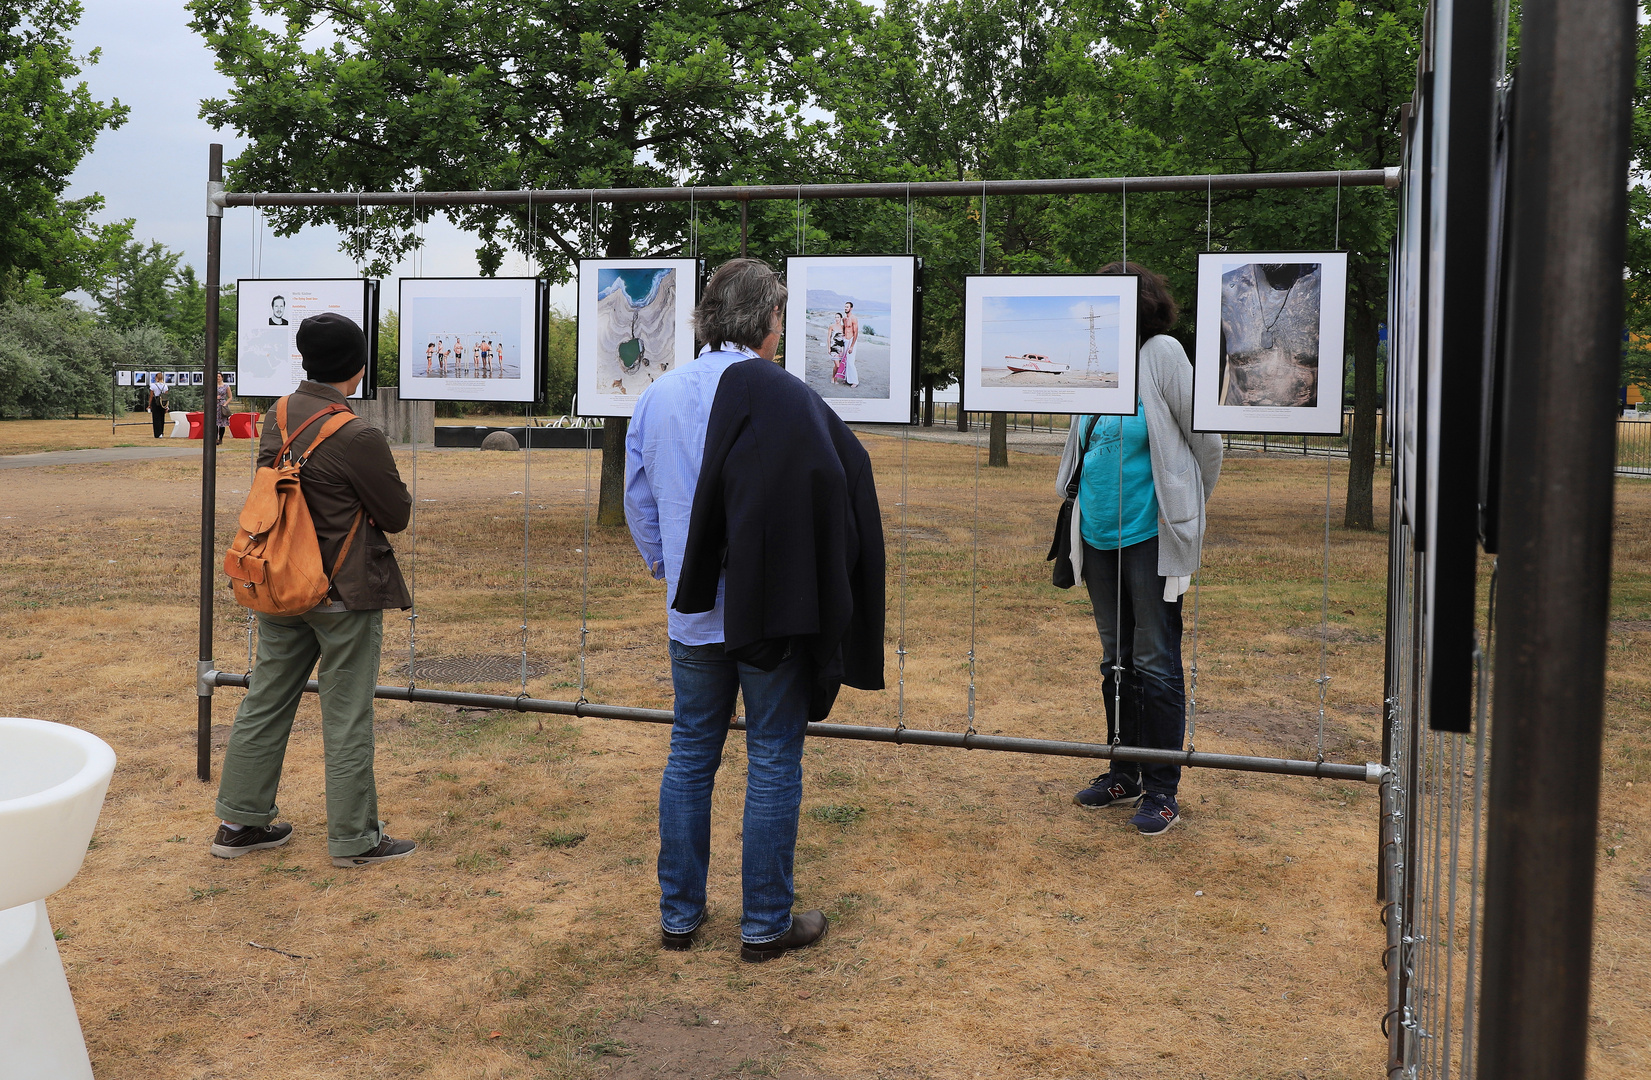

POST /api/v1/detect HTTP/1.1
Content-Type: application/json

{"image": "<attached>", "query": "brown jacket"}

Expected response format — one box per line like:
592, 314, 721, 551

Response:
257, 382, 412, 610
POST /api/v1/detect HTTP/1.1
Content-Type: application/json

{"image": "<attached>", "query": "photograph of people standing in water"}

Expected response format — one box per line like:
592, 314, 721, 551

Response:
783, 255, 918, 423
1191, 252, 1348, 435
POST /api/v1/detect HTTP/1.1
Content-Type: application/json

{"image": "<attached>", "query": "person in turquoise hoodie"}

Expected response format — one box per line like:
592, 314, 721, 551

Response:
1053, 263, 1224, 836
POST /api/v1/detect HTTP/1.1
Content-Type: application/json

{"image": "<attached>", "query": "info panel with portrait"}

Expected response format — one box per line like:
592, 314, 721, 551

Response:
397, 277, 546, 403
236, 278, 378, 399
575, 258, 699, 418
782, 255, 920, 424
963, 274, 1140, 416
1192, 252, 1349, 435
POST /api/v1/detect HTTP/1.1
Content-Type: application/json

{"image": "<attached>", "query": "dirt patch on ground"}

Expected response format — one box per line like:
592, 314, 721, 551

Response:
1195, 707, 1381, 763
1285, 624, 1379, 644
598, 1006, 835, 1078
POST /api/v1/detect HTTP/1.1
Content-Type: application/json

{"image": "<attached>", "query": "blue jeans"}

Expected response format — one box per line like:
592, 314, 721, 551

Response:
658, 639, 812, 944
1082, 536, 1186, 796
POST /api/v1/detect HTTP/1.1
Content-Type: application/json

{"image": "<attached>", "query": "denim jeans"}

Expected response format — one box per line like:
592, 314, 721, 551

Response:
658, 639, 812, 944
1081, 536, 1186, 796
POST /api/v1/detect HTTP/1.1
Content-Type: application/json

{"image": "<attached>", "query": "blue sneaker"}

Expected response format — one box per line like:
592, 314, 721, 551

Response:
1073, 773, 1142, 809
1131, 793, 1180, 836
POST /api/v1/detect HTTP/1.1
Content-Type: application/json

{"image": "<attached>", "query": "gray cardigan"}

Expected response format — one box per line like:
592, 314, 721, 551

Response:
1053, 334, 1223, 579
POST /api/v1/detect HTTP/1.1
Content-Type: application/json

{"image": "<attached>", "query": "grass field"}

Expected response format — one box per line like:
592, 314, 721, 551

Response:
1, 428, 1647, 1078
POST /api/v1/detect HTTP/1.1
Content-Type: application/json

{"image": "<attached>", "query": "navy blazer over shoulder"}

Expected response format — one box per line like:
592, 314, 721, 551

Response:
673, 357, 886, 720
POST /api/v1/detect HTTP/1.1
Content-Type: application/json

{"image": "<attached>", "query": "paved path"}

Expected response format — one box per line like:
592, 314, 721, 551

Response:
0, 445, 206, 470
849, 423, 1070, 456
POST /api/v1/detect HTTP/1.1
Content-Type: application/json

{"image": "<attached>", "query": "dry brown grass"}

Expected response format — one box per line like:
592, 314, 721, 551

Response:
0, 413, 195, 454
1, 427, 1646, 1078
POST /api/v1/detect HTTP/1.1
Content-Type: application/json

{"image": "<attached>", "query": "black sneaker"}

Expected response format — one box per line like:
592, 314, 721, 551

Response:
210, 822, 293, 859
1131, 793, 1180, 836
1073, 773, 1142, 809
331, 836, 417, 868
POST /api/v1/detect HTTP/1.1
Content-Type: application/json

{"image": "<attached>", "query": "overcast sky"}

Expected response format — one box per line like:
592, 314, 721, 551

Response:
63, 1, 554, 306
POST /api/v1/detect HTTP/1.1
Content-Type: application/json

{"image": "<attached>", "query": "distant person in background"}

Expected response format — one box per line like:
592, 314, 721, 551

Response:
215, 373, 233, 445
148, 374, 169, 438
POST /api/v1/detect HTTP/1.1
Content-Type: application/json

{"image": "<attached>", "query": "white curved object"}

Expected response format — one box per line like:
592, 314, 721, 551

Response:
168, 411, 190, 438
0, 718, 117, 1080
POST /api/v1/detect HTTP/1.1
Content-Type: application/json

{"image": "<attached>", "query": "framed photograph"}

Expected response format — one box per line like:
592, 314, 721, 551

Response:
236, 278, 378, 400
164, 372, 178, 385
398, 277, 546, 403
963, 275, 1140, 415
783, 255, 920, 423
575, 258, 699, 417
115, 370, 132, 387
1192, 252, 1349, 435
190, 372, 204, 387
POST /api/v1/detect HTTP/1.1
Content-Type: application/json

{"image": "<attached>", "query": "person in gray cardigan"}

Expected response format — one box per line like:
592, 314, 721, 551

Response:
1054, 263, 1223, 835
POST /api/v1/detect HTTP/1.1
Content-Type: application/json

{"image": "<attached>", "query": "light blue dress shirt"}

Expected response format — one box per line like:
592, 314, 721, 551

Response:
624, 345, 756, 645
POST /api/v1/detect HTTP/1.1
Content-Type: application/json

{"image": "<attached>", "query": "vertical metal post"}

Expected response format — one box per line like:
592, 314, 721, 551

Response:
197, 144, 224, 782
1477, 0, 1635, 1074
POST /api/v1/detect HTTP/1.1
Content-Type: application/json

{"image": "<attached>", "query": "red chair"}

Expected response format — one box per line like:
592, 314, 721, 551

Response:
227, 412, 259, 440
186, 412, 205, 439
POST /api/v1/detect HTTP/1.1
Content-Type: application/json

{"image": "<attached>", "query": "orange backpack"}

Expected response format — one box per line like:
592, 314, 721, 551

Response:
223, 398, 364, 615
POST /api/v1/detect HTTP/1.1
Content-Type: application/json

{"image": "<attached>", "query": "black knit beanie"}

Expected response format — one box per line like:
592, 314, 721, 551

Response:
296, 312, 368, 383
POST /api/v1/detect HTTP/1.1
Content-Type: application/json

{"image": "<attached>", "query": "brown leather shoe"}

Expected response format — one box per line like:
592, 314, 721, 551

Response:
739, 909, 828, 963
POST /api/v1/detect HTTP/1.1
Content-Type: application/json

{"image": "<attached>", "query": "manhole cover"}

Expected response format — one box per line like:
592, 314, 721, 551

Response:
396, 655, 551, 684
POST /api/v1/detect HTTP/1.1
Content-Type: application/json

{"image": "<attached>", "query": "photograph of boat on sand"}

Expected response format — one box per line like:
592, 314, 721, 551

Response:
963, 274, 1139, 415
784, 254, 918, 423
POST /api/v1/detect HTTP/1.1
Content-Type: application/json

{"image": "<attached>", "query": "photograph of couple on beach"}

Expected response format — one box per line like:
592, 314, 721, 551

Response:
784, 255, 918, 424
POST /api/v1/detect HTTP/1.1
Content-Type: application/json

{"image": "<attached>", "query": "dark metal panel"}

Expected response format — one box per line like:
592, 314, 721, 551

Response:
1477, 0, 1637, 1074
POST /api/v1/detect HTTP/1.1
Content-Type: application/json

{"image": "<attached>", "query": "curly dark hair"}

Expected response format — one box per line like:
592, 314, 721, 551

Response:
1098, 261, 1180, 339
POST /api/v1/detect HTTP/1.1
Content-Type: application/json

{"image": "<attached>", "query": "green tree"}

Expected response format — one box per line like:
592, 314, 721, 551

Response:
376, 307, 399, 387
0, 0, 131, 300
189, 0, 876, 523
94, 240, 185, 332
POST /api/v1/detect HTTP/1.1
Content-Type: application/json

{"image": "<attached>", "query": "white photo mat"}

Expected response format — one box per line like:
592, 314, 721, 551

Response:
576, 258, 699, 418
783, 255, 918, 423
963, 274, 1140, 416
236, 279, 375, 399
1192, 251, 1349, 435
398, 277, 542, 403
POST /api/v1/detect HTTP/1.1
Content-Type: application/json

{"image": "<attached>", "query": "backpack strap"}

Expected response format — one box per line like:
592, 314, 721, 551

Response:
295, 411, 358, 465
325, 510, 366, 587
275, 401, 351, 463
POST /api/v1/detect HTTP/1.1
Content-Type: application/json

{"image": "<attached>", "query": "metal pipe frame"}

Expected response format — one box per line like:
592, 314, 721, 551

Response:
214, 168, 1398, 210
207, 671, 1384, 784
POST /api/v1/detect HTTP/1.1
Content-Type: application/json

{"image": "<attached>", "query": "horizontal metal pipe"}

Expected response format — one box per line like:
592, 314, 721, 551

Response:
209, 671, 1383, 783
217, 168, 1398, 210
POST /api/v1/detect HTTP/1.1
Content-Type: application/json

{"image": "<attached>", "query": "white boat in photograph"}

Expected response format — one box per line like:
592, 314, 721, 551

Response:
1004, 353, 1070, 374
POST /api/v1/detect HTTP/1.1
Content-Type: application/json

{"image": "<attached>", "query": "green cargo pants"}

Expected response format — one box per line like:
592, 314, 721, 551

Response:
215, 609, 385, 857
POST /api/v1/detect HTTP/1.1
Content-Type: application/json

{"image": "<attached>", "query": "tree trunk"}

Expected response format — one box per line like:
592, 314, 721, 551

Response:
956, 402, 969, 432
596, 198, 635, 527
988, 411, 1008, 466
1344, 272, 1380, 530
597, 417, 628, 527
923, 377, 934, 426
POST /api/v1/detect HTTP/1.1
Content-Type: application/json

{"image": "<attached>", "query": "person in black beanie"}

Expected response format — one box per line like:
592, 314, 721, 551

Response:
212, 312, 420, 869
